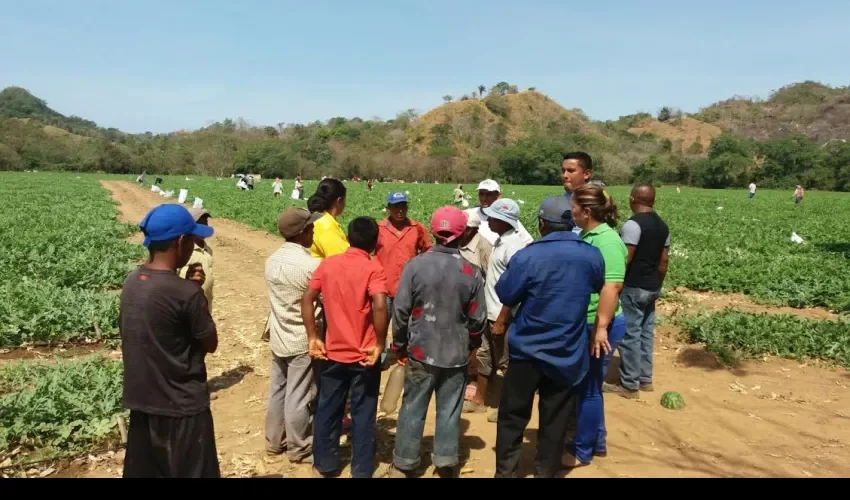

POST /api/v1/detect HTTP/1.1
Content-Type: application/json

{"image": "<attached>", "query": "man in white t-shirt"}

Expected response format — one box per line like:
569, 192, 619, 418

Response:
748, 182, 756, 199
464, 179, 533, 246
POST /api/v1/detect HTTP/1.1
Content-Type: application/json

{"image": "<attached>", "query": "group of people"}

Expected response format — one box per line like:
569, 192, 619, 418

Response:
118, 150, 670, 479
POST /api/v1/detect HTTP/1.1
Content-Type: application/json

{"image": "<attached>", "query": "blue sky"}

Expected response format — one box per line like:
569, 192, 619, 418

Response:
2, 0, 849, 133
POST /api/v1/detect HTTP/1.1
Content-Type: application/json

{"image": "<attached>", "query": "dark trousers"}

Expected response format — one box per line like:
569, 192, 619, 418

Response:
312, 360, 381, 478
123, 409, 220, 478
495, 360, 579, 478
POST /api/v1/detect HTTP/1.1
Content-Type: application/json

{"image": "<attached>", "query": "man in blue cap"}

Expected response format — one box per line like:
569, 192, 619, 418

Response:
492, 195, 604, 478
375, 191, 432, 364
120, 203, 220, 478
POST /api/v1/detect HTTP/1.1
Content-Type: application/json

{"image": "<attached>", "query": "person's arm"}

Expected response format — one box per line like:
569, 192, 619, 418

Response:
418, 224, 433, 254
187, 289, 218, 354
659, 247, 669, 285
302, 264, 327, 360
392, 266, 415, 362
626, 246, 636, 265
466, 272, 487, 350
491, 305, 513, 336
361, 266, 389, 367
620, 220, 641, 265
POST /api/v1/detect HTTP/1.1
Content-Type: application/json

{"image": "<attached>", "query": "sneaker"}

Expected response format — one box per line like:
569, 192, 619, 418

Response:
602, 382, 639, 399
463, 400, 487, 413
433, 466, 458, 478
487, 411, 498, 423
387, 465, 413, 478
640, 382, 655, 392
290, 454, 313, 465
311, 467, 334, 478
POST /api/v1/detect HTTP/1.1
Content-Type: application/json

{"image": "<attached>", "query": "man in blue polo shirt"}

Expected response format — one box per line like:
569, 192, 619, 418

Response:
493, 195, 604, 479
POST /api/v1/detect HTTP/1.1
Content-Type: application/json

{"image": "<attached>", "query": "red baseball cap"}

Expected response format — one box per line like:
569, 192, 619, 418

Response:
430, 206, 468, 244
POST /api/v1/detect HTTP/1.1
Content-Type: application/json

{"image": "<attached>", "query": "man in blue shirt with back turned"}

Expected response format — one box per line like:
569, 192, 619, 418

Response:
493, 195, 604, 479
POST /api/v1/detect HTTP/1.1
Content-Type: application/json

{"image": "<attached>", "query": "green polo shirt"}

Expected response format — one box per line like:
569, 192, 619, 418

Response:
581, 222, 627, 324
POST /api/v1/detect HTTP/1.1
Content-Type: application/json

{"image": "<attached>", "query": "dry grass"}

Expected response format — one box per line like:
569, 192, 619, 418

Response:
628, 117, 722, 152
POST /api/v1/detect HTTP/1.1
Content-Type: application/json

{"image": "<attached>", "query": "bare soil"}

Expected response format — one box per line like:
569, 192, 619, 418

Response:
58, 181, 850, 478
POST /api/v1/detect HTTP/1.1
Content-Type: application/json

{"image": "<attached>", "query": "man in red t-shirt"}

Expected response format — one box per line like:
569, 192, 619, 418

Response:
302, 216, 389, 479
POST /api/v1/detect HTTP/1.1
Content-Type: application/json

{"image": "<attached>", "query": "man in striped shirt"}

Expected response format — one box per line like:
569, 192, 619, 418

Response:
263, 207, 323, 463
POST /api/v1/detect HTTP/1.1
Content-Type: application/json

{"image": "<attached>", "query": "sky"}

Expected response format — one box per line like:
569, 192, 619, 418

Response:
2, 0, 850, 134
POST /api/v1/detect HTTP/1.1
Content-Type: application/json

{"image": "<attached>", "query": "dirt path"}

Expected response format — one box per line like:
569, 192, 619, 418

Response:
74, 181, 850, 478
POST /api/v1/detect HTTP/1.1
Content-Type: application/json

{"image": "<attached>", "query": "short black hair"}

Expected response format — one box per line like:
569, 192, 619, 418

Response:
563, 151, 593, 171
348, 216, 379, 252
147, 238, 177, 254
540, 218, 575, 233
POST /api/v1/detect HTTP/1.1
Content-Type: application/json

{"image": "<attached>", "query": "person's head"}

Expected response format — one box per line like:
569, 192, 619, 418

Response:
629, 183, 656, 213
571, 184, 618, 231
312, 178, 347, 216
386, 192, 409, 222
459, 209, 481, 246
483, 198, 520, 237
536, 195, 576, 237
278, 207, 322, 248
476, 179, 501, 208
140, 204, 215, 268
430, 206, 468, 248
348, 216, 379, 253
188, 207, 211, 247
561, 151, 593, 193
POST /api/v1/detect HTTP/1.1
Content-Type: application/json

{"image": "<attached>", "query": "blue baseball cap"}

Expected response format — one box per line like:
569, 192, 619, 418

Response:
538, 195, 575, 227
139, 204, 215, 247
387, 192, 408, 205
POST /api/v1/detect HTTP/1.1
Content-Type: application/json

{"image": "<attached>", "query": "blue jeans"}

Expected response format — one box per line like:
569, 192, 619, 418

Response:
312, 360, 381, 478
619, 286, 662, 391
572, 314, 626, 463
393, 358, 466, 471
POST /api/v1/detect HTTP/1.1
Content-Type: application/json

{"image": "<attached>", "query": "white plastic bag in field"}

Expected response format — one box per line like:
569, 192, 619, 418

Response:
291, 189, 300, 200
151, 185, 161, 193
178, 189, 189, 204
461, 198, 469, 208
193, 198, 203, 209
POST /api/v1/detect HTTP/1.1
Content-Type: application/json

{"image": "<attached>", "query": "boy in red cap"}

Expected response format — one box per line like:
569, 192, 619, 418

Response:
120, 203, 219, 478
388, 206, 488, 478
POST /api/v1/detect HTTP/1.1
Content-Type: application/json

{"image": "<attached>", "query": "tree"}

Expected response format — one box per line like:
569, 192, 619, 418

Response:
658, 107, 672, 122
478, 85, 486, 97
443, 95, 453, 103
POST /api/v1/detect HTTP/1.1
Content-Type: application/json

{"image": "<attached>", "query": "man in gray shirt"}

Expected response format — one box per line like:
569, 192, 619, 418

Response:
389, 206, 488, 479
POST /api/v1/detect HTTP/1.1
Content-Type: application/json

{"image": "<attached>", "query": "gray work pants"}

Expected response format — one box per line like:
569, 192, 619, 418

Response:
265, 352, 317, 460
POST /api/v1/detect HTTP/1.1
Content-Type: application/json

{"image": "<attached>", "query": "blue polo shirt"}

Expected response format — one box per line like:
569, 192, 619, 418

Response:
494, 231, 604, 386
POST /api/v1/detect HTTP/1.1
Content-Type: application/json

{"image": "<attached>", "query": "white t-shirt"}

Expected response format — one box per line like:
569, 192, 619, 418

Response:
465, 207, 534, 247
484, 228, 530, 321
273, 181, 283, 193
749, 183, 756, 194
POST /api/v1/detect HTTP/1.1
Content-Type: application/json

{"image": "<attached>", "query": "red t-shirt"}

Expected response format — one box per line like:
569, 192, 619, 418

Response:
375, 218, 432, 297
308, 247, 388, 363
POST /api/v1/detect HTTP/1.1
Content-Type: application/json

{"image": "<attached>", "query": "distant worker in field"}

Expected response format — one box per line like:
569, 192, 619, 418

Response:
308, 179, 350, 260
367, 179, 373, 192
301, 216, 389, 478
177, 207, 215, 313
604, 183, 669, 399
264, 207, 323, 464
375, 192, 432, 363
246, 175, 256, 190
561, 151, 594, 234
749, 182, 757, 199
464, 199, 528, 422
453, 184, 465, 205
794, 185, 804, 205
137, 171, 146, 185
465, 179, 533, 246
120, 204, 219, 478
296, 175, 305, 199
272, 177, 283, 197
388, 206, 487, 479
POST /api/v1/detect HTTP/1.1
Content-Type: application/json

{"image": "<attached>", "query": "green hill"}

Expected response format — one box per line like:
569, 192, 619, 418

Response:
0, 87, 99, 136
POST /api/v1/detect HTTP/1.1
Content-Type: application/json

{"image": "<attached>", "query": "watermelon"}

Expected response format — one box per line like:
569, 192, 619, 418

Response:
660, 391, 685, 410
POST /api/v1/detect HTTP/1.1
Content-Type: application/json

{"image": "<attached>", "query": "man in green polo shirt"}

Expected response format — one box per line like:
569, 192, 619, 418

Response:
563, 184, 628, 468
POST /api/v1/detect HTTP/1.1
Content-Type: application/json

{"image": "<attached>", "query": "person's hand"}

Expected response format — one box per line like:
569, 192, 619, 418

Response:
185, 263, 206, 286
309, 338, 327, 360
396, 350, 408, 366
360, 345, 384, 367
591, 326, 610, 359
491, 321, 507, 336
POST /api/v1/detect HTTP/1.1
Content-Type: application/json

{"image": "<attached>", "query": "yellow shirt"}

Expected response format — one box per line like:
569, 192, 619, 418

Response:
178, 243, 214, 312
309, 212, 349, 260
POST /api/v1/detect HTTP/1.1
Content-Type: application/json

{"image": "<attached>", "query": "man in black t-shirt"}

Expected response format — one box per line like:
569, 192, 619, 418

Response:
120, 203, 220, 478
604, 184, 670, 398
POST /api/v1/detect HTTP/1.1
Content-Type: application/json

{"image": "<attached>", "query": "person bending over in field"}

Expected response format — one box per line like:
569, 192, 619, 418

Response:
120, 204, 219, 478
301, 216, 389, 478
177, 207, 214, 313
604, 184, 669, 399
388, 206, 487, 479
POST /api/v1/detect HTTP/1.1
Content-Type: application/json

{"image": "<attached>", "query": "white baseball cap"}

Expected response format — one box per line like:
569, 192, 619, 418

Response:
465, 210, 481, 228
477, 179, 501, 192
483, 198, 520, 229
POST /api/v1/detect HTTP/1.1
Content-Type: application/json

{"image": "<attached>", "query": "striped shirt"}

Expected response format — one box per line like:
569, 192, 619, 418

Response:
265, 242, 319, 358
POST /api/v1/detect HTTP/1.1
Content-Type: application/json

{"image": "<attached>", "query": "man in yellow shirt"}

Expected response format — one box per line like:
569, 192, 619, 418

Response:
178, 207, 214, 312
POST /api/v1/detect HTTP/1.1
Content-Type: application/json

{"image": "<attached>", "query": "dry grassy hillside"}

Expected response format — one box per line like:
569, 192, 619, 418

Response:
628, 116, 722, 153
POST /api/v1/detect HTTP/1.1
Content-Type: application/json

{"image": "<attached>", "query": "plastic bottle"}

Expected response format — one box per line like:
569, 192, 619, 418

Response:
380, 364, 405, 414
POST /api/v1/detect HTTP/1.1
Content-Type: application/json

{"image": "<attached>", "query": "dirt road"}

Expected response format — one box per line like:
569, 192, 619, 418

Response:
80, 181, 850, 478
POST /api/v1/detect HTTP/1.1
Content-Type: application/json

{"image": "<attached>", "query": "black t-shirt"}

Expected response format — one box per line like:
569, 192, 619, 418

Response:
119, 265, 216, 417
622, 211, 670, 291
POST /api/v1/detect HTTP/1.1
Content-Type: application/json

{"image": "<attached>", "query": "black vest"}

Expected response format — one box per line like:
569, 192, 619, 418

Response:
624, 211, 669, 291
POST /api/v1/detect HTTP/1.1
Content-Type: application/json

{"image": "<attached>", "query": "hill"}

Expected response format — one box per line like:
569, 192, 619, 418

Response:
0, 87, 99, 136
693, 81, 850, 143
